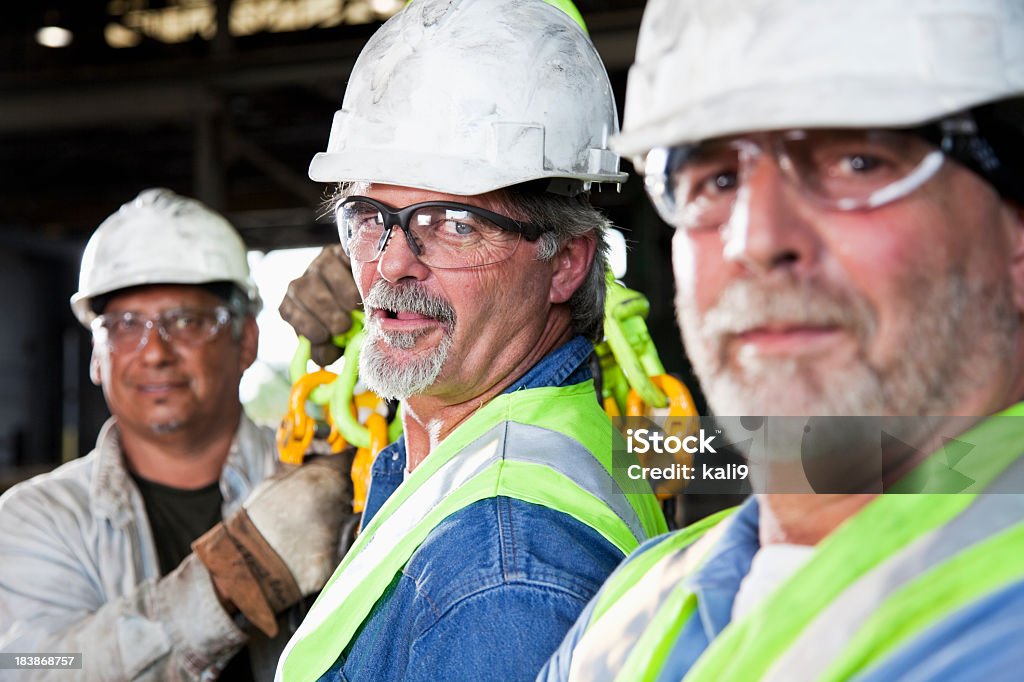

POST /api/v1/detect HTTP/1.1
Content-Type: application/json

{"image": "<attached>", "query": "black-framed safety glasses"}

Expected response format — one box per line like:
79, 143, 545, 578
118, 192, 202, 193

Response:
336, 196, 544, 269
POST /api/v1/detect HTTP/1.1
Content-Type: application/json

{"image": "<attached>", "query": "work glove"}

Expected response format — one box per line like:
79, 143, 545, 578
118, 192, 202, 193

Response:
192, 451, 354, 637
279, 245, 361, 366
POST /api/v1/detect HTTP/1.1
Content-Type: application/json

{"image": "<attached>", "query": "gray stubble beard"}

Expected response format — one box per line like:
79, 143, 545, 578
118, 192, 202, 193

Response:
678, 269, 1016, 420
149, 419, 185, 435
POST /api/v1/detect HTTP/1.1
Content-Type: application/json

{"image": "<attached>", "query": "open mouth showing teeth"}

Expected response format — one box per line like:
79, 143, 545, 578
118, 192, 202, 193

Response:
379, 308, 433, 321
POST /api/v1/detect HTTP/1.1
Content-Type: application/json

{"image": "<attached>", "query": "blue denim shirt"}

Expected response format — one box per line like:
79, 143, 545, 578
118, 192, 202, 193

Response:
319, 336, 624, 681
541, 497, 1024, 681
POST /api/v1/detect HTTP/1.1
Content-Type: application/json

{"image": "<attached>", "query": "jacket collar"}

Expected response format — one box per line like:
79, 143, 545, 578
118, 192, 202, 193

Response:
90, 414, 275, 525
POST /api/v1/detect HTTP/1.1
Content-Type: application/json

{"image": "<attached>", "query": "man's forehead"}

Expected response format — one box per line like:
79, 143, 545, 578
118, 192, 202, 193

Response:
103, 284, 221, 313
363, 183, 509, 213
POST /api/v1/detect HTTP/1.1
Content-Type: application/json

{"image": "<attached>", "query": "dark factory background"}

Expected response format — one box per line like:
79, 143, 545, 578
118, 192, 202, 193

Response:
0, 0, 692, 489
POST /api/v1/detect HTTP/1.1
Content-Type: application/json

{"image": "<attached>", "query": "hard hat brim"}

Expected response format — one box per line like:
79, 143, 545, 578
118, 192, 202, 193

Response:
70, 270, 260, 326
614, 80, 1011, 160
309, 150, 626, 196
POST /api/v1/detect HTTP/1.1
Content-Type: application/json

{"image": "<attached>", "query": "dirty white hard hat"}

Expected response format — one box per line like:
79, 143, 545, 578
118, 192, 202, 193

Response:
615, 0, 1024, 161
70, 188, 261, 326
309, 0, 627, 196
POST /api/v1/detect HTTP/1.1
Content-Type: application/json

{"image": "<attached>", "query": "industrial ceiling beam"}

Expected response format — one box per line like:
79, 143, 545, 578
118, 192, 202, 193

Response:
0, 10, 640, 134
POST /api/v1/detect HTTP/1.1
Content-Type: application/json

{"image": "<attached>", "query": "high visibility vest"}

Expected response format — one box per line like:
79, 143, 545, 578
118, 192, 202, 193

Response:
569, 403, 1024, 681
277, 381, 668, 681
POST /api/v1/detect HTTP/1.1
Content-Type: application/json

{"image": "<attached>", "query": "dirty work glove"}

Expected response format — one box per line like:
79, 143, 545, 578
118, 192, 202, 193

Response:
279, 245, 361, 366
192, 451, 354, 637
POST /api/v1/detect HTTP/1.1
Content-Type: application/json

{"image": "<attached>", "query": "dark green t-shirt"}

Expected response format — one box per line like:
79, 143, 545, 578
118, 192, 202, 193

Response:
130, 473, 254, 681
130, 474, 223, 575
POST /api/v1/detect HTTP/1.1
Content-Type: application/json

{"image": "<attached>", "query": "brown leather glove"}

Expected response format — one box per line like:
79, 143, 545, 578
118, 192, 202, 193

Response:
279, 245, 361, 366
193, 451, 354, 637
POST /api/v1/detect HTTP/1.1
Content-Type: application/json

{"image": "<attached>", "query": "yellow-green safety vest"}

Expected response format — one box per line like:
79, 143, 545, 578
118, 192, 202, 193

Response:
568, 403, 1024, 681
278, 380, 668, 681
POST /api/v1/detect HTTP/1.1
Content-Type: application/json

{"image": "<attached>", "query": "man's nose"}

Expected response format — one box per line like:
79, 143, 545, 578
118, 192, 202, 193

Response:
721, 154, 822, 277
376, 227, 431, 283
137, 321, 177, 363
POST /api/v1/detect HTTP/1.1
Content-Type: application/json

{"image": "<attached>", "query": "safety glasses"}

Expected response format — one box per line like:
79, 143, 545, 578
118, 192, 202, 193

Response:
336, 196, 543, 270
643, 125, 964, 231
91, 306, 233, 353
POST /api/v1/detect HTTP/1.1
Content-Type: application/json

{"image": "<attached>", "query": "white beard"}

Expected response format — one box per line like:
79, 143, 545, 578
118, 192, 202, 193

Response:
358, 280, 457, 401
360, 325, 454, 401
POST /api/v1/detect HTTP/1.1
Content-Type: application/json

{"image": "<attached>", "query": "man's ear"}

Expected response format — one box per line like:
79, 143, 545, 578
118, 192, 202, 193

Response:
1008, 203, 1024, 314
239, 316, 260, 372
89, 348, 103, 386
549, 235, 597, 305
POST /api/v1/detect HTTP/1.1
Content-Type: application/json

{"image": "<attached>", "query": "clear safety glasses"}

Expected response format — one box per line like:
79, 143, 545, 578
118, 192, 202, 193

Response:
336, 196, 544, 270
91, 307, 233, 353
643, 127, 952, 231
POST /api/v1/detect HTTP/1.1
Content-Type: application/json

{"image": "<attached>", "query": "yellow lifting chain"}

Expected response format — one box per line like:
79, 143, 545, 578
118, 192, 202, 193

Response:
600, 271, 699, 420
276, 311, 402, 513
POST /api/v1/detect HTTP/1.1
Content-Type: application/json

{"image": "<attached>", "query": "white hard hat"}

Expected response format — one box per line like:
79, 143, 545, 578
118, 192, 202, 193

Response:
615, 0, 1024, 160
308, 0, 627, 196
70, 188, 261, 326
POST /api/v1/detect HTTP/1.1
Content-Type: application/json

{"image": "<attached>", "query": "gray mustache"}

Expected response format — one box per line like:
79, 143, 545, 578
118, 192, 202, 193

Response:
364, 281, 457, 326
700, 281, 874, 341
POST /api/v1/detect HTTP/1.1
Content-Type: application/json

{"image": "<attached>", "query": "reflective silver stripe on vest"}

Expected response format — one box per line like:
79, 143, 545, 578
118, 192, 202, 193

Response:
763, 491, 1024, 681
569, 547, 696, 681
504, 422, 646, 544
568, 518, 732, 682
979, 452, 1024, 493
289, 418, 635, 638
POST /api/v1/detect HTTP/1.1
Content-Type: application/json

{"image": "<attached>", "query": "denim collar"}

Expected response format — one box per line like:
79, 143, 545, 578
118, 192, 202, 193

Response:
688, 497, 761, 638
503, 335, 594, 393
